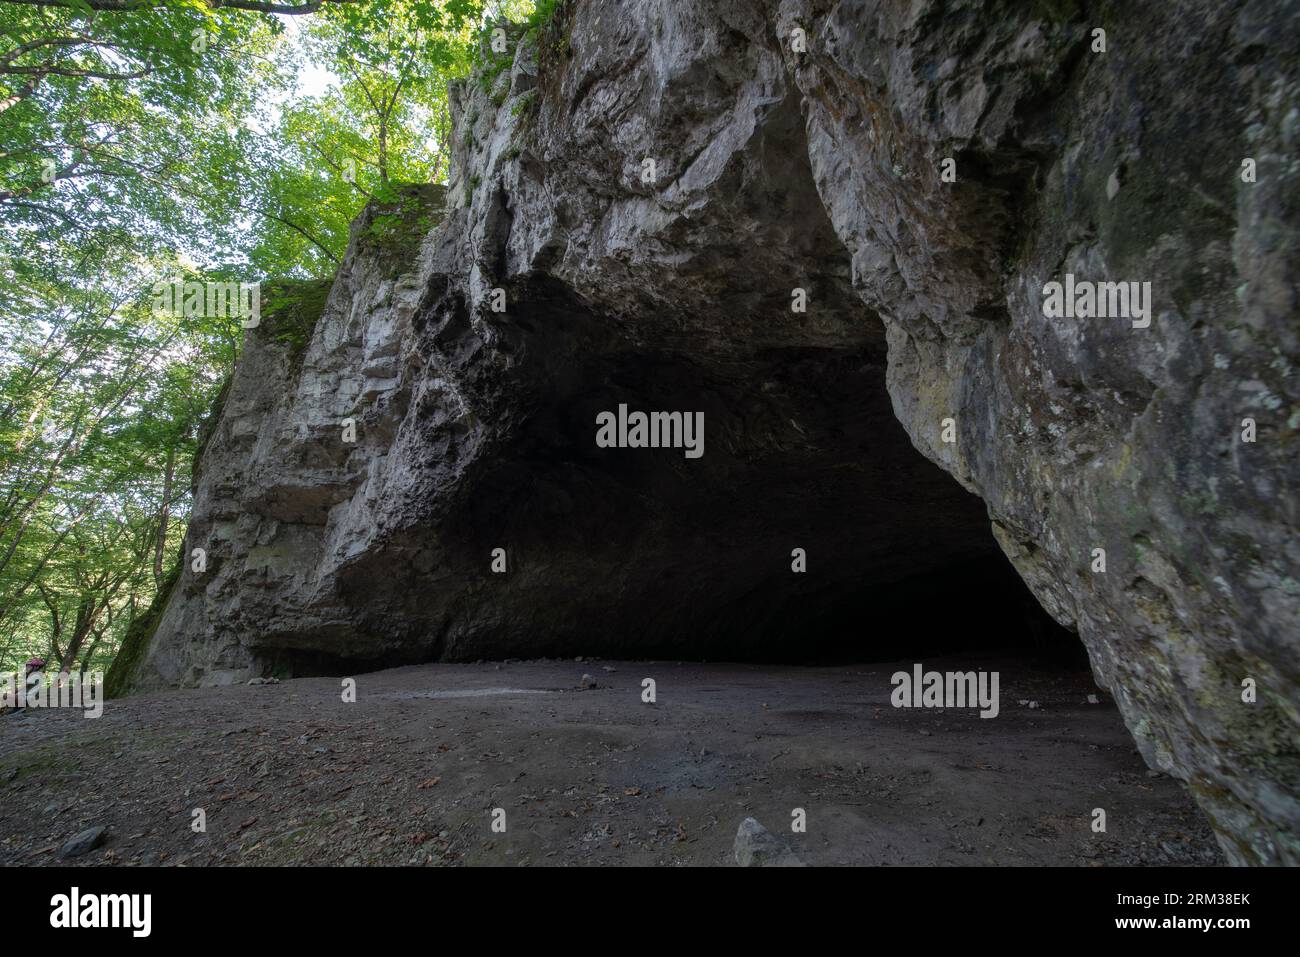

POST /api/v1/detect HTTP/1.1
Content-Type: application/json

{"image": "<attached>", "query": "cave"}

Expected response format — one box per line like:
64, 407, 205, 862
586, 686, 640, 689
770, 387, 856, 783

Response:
395, 293, 1083, 667
326, 328, 1085, 668
263, 251, 1085, 673
113, 0, 1299, 865
126, 21, 1088, 682
290, 118, 1083, 671
292, 81, 1078, 670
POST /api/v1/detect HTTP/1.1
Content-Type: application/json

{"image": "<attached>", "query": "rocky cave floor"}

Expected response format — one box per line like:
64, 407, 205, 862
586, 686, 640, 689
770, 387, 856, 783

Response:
0, 656, 1224, 866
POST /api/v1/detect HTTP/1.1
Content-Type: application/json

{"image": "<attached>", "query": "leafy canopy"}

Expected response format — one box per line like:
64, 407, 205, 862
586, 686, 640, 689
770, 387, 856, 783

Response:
0, 0, 547, 674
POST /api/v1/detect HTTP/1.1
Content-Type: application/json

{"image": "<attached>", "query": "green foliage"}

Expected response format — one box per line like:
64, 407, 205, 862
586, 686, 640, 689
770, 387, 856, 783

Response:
511, 89, 536, 117
523, 0, 569, 62
477, 46, 513, 94
260, 277, 334, 358
0, 1, 489, 680
524, 0, 563, 38
248, 1, 481, 274
365, 185, 444, 256
0, 256, 233, 674
473, 1, 556, 92
103, 554, 180, 699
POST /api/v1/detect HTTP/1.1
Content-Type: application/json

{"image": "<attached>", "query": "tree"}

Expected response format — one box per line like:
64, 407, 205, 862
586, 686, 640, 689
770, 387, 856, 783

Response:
0, 0, 528, 676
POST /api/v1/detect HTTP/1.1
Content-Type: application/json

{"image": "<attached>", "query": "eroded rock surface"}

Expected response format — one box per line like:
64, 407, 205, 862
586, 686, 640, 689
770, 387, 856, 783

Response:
122, 0, 1298, 863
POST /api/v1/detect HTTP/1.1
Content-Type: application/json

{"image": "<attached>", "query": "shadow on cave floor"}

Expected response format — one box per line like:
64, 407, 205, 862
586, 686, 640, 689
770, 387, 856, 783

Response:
0, 654, 1223, 866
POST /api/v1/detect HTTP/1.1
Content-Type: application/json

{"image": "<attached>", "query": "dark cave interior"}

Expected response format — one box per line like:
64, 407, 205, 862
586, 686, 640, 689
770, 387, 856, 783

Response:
277, 334, 1086, 674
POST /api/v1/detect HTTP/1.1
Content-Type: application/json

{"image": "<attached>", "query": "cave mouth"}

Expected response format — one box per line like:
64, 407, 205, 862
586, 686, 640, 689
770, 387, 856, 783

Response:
287, 84, 1089, 675
471, 386, 1087, 669
270, 263, 1092, 675
264, 299, 1088, 676
376, 313, 1088, 670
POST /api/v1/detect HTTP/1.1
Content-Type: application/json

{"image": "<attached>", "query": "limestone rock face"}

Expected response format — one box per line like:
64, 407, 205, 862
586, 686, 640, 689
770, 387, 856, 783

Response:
125, 0, 1298, 863
766, 0, 1300, 866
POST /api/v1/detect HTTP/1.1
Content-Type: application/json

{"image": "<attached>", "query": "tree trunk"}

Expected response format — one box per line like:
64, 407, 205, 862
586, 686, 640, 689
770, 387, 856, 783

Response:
58, 593, 97, 672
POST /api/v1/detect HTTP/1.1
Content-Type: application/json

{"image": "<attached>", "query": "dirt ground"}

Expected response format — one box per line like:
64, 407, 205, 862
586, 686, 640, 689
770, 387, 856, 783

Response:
0, 655, 1224, 866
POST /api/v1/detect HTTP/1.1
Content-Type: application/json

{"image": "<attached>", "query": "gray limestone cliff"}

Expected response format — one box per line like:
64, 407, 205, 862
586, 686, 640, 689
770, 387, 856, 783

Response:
118, 0, 1299, 864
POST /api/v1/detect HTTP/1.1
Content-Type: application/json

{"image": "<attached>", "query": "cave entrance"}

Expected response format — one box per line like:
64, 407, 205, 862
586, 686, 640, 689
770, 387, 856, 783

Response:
362, 87, 1084, 672
441, 320, 1083, 669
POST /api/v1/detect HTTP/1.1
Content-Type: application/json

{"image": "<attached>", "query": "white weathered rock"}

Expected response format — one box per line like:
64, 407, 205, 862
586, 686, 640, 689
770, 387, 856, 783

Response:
734, 817, 804, 867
